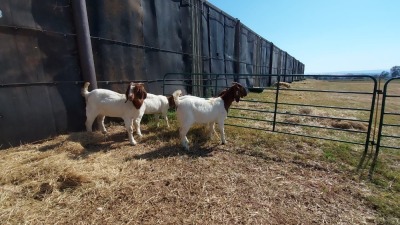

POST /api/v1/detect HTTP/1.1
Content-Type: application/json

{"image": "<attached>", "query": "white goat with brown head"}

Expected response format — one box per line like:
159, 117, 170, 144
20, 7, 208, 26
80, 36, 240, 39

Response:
82, 82, 147, 145
172, 82, 247, 150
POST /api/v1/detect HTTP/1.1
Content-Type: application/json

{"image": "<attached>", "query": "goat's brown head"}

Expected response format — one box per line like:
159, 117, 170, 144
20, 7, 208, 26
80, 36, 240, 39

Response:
231, 82, 247, 102
220, 82, 247, 112
125, 82, 147, 109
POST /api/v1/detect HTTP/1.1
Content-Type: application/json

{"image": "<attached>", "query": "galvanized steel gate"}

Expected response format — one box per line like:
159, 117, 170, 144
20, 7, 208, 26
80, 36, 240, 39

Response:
370, 77, 400, 176
163, 73, 397, 177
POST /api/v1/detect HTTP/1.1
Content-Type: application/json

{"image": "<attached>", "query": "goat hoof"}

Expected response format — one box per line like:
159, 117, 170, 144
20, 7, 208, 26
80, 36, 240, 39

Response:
182, 144, 190, 151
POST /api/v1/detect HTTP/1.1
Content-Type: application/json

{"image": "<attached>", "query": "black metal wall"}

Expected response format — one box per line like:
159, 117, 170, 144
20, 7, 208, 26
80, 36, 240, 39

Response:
0, 0, 304, 148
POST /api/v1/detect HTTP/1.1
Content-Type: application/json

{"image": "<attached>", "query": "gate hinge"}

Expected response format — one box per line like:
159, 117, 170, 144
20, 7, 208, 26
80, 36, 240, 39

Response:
376, 89, 383, 94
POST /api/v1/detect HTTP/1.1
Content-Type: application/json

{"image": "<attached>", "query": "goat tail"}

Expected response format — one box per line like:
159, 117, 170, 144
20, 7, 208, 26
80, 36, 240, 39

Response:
81, 82, 90, 99
172, 89, 182, 107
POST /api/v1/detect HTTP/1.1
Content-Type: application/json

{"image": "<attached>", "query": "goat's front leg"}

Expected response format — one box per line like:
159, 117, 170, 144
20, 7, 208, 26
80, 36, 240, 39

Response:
124, 118, 137, 145
97, 115, 107, 134
154, 115, 160, 128
164, 114, 170, 128
179, 126, 190, 151
208, 122, 219, 139
85, 111, 97, 132
134, 117, 143, 137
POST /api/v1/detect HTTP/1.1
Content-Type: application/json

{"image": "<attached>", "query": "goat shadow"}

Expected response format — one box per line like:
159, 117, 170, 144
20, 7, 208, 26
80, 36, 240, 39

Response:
128, 126, 217, 161
128, 143, 216, 161
37, 123, 218, 160
38, 128, 129, 158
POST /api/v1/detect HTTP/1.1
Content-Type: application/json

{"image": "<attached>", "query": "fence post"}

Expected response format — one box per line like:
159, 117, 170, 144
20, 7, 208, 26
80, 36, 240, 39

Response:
234, 19, 241, 81
71, 0, 97, 89
268, 43, 274, 86
357, 76, 378, 171
272, 74, 281, 132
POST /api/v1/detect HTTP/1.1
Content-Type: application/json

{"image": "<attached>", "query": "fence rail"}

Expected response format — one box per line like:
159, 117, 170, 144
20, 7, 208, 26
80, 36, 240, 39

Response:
164, 73, 382, 176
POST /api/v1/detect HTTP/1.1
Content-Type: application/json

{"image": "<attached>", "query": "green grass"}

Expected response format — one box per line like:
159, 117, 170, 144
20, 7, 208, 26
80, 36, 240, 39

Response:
228, 78, 400, 223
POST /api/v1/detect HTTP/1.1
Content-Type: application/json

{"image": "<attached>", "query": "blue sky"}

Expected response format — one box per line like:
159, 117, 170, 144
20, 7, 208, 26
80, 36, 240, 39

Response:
208, 0, 400, 73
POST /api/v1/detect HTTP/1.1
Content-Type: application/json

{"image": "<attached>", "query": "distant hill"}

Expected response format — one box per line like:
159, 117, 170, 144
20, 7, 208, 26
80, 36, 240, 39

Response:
309, 70, 389, 75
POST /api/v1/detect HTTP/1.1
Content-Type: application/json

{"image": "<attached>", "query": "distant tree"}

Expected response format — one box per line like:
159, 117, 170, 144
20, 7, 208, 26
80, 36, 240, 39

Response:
380, 71, 390, 79
390, 66, 400, 78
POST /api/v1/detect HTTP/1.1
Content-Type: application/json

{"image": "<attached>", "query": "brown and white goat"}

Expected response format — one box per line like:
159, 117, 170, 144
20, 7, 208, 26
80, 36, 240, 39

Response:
172, 82, 247, 150
82, 82, 147, 145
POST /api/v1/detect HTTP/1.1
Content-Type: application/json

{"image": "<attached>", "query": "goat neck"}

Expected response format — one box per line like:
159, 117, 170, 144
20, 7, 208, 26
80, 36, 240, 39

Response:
167, 95, 176, 108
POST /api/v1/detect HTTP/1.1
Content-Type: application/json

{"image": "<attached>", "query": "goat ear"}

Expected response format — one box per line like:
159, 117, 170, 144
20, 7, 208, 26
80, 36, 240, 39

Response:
125, 84, 131, 102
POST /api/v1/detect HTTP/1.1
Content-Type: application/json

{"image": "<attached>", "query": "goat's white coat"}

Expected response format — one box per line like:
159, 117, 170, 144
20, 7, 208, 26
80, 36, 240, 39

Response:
82, 83, 145, 145
173, 90, 227, 150
143, 93, 170, 127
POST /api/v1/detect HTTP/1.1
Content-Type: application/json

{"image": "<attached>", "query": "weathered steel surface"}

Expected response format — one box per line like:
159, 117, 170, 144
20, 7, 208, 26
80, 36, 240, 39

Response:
0, 0, 305, 148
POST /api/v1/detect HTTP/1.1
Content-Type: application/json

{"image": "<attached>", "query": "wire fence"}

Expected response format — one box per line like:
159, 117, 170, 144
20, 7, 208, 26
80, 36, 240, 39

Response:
163, 73, 396, 178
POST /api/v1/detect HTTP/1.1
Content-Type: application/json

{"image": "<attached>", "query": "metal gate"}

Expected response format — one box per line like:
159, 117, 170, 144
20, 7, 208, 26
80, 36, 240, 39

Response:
163, 73, 379, 174
370, 77, 400, 176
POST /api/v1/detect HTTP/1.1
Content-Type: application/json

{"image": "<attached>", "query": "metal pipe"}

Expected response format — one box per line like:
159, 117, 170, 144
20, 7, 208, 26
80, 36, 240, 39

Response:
71, 0, 97, 89
234, 20, 241, 77
268, 43, 274, 86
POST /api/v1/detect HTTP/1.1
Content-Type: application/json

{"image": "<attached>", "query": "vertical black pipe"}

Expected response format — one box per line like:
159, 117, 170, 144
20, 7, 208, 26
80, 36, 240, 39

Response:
71, 0, 97, 89
234, 19, 241, 82
268, 43, 274, 86
283, 52, 289, 82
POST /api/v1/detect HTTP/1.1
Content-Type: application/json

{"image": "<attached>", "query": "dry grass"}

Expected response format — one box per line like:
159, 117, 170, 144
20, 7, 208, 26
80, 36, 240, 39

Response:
0, 125, 377, 224
0, 79, 399, 224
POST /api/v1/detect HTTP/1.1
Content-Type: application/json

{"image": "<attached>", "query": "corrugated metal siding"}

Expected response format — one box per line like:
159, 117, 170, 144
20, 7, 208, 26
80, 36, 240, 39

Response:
0, 0, 85, 147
